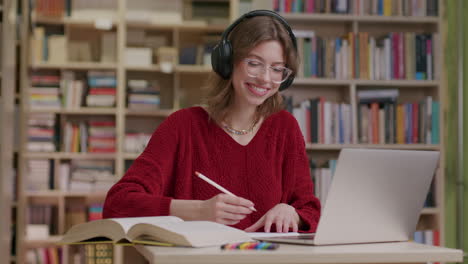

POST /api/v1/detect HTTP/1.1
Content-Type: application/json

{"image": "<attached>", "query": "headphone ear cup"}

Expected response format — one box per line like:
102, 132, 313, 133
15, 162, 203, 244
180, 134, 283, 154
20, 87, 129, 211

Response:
279, 75, 294, 91
211, 40, 233, 79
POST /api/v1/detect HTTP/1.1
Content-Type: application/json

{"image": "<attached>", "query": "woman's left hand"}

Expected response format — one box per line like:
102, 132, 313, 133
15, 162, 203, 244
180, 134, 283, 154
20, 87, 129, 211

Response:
244, 203, 300, 233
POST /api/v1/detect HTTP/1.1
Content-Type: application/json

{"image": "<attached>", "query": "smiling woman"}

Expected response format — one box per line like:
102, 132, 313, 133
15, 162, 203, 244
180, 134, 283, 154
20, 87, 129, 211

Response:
103, 10, 321, 234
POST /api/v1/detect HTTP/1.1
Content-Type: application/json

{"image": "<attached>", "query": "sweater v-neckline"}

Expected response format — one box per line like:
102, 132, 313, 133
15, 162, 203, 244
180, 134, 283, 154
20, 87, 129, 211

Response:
198, 107, 269, 148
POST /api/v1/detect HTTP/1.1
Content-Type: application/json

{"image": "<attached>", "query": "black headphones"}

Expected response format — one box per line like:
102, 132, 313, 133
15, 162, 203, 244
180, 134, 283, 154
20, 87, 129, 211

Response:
211, 10, 297, 91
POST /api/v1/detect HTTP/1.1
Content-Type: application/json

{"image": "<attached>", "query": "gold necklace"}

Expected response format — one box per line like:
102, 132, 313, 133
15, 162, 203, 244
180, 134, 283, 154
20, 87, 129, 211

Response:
222, 119, 259, 135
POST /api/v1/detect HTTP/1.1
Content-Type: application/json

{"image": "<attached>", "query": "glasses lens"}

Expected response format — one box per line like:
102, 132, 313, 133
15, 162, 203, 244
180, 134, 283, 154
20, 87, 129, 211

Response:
244, 60, 292, 84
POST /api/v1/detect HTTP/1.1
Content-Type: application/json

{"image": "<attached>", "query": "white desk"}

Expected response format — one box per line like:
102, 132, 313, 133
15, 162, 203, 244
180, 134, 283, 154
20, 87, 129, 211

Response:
134, 241, 463, 264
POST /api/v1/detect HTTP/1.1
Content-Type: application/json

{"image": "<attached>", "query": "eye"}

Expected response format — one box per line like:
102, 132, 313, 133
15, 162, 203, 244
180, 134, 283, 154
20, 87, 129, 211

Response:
247, 60, 263, 67
272, 66, 286, 73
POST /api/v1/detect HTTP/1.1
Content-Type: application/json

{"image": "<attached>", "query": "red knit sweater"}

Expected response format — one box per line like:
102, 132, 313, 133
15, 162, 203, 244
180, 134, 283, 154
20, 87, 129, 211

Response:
103, 107, 321, 232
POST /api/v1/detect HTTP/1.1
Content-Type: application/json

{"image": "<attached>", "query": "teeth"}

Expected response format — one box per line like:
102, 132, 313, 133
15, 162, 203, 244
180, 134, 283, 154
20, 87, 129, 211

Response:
252, 85, 267, 93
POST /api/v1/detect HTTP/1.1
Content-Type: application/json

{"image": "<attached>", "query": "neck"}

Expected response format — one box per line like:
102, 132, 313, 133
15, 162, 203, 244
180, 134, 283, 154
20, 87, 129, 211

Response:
225, 101, 257, 130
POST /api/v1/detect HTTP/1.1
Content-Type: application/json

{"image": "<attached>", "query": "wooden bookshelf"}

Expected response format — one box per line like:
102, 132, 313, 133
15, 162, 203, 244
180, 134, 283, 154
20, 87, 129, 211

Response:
1, 0, 18, 263
237, 0, 445, 249
14, 0, 446, 263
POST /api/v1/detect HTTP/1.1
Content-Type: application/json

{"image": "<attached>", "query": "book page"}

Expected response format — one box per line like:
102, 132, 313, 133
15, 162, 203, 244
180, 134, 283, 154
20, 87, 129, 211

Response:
111, 216, 182, 233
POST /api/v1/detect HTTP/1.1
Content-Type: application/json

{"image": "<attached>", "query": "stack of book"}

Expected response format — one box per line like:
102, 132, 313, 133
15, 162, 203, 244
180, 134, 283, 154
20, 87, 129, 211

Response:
69, 160, 115, 192
29, 73, 61, 110
88, 120, 116, 153
127, 79, 161, 110
124, 132, 152, 153
88, 204, 104, 221
26, 159, 53, 191
86, 71, 117, 108
27, 113, 57, 152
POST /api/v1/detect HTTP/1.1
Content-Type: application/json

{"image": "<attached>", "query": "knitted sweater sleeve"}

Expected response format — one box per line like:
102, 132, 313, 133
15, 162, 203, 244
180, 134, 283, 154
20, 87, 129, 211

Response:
102, 111, 182, 218
284, 117, 322, 232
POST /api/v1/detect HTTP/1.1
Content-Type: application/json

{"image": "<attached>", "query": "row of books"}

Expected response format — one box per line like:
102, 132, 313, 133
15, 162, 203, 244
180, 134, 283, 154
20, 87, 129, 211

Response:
284, 91, 440, 145
358, 99, 440, 144
289, 98, 354, 144
274, 0, 438, 16
27, 205, 59, 237
413, 229, 440, 246
63, 160, 115, 192
66, 203, 104, 231
62, 120, 116, 153
28, 203, 104, 239
30, 71, 117, 110
27, 159, 115, 192
30, 27, 117, 65
26, 247, 62, 264
294, 31, 437, 81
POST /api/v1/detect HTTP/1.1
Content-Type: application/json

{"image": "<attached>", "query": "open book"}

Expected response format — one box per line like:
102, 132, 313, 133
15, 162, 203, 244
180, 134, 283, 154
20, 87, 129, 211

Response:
60, 216, 252, 247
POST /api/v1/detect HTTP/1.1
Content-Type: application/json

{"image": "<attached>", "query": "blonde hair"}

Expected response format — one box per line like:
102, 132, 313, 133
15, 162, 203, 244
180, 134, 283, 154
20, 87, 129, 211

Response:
204, 15, 298, 124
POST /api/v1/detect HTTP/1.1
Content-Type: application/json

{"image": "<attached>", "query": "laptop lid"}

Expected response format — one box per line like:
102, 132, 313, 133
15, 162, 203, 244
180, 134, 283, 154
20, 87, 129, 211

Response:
254, 148, 439, 246
313, 148, 439, 245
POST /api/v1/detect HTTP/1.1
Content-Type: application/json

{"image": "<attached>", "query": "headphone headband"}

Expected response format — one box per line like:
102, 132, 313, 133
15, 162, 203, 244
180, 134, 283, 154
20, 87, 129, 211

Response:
211, 10, 297, 91
220, 10, 297, 51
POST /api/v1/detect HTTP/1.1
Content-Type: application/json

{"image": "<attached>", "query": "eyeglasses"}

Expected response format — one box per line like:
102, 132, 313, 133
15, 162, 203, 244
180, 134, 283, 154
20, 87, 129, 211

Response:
243, 58, 293, 84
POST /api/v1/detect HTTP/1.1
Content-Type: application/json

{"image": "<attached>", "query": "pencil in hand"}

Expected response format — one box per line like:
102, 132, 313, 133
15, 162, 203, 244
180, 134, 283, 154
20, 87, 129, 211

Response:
195, 171, 257, 212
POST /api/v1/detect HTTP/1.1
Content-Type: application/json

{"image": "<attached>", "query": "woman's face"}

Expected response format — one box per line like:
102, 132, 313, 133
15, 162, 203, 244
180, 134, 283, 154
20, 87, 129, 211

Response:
231, 40, 286, 108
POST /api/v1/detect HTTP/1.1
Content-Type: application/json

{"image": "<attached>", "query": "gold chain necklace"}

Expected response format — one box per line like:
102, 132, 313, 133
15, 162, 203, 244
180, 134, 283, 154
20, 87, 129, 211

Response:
222, 119, 259, 136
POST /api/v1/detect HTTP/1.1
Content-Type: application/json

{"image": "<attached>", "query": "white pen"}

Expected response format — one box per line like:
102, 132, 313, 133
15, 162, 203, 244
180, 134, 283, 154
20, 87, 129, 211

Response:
195, 171, 257, 212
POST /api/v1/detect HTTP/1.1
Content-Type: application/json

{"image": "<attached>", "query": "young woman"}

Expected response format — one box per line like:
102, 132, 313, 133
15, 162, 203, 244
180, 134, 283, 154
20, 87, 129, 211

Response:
103, 10, 321, 233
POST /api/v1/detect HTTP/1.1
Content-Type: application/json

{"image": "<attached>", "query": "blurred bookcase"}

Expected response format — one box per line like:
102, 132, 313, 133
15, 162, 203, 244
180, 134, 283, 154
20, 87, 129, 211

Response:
15, 0, 445, 263
1, 0, 19, 263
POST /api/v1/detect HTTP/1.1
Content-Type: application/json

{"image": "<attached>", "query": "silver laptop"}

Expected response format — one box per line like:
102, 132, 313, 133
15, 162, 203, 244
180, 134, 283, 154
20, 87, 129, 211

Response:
255, 148, 439, 245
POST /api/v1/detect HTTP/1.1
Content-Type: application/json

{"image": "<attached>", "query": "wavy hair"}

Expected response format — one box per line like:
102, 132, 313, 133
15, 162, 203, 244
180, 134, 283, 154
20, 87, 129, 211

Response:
203, 15, 298, 124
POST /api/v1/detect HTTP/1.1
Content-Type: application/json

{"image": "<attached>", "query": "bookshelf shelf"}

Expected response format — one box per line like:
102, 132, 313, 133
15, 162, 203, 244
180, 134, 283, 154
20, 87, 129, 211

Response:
125, 109, 173, 117
305, 144, 440, 151
30, 62, 118, 70
126, 65, 213, 73
26, 108, 118, 115
23, 152, 116, 160
280, 13, 439, 24
294, 78, 439, 87
354, 15, 439, 24
421, 207, 440, 215
126, 21, 227, 32
176, 65, 213, 73
123, 153, 140, 160
24, 236, 63, 248
26, 191, 107, 199
126, 65, 162, 72
33, 15, 118, 27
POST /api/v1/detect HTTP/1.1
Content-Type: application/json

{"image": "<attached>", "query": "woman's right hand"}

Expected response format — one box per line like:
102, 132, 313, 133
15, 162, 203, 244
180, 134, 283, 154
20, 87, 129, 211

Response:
199, 194, 254, 225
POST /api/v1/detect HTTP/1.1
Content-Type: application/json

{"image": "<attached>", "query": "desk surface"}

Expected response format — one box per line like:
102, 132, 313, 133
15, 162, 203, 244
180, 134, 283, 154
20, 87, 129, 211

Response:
135, 242, 463, 264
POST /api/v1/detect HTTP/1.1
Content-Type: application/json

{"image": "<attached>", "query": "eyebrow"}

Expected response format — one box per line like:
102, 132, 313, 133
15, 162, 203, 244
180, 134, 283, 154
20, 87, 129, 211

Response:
247, 54, 285, 65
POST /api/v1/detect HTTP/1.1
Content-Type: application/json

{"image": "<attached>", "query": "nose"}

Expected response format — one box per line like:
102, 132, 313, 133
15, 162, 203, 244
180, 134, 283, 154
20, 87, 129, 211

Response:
258, 67, 272, 83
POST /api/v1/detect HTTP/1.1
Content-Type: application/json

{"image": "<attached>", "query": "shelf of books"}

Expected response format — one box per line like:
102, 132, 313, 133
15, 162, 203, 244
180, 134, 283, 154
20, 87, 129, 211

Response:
15, 0, 445, 263
17, 0, 232, 263
238, 0, 443, 249
1, 0, 19, 263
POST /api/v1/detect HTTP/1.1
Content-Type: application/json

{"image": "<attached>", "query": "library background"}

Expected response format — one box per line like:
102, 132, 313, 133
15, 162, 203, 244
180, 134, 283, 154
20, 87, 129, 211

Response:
0, 0, 467, 263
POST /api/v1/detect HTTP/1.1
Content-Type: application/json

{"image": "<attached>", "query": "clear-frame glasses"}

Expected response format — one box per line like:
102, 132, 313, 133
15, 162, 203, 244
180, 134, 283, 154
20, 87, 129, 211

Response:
243, 58, 293, 84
